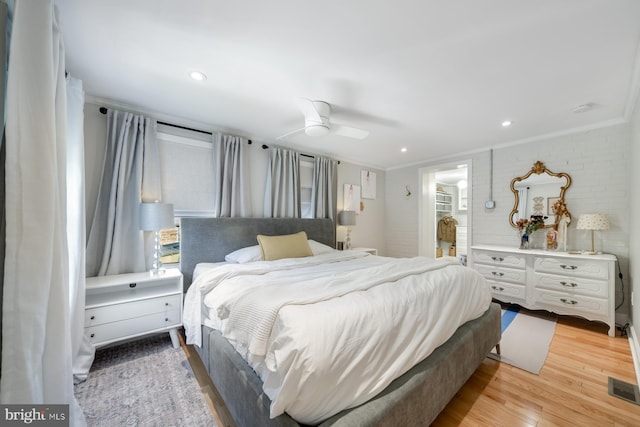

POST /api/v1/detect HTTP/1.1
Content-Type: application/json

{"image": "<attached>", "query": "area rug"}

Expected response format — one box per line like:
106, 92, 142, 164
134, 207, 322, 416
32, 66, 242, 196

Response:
75, 334, 217, 426
488, 304, 557, 374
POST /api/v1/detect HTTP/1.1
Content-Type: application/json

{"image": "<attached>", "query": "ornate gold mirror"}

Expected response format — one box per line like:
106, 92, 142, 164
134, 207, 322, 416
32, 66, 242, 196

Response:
509, 161, 572, 228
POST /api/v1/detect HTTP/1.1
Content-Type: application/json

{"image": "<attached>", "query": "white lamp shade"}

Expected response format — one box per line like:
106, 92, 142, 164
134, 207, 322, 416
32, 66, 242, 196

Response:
338, 210, 357, 226
139, 202, 174, 231
576, 214, 609, 231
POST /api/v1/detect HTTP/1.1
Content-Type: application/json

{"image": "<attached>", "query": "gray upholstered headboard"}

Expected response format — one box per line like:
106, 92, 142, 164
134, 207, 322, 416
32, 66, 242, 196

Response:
179, 217, 335, 290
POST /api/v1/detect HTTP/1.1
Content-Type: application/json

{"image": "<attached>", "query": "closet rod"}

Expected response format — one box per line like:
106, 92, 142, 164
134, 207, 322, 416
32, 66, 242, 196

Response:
98, 107, 252, 144
261, 144, 340, 164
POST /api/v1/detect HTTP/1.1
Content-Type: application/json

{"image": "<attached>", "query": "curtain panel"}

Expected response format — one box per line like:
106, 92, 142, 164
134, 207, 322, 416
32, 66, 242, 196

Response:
311, 156, 338, 221
86, 110, 161, 276
263, 147, 301, 218
1, 2, 86, 425
212, 133, 252, 217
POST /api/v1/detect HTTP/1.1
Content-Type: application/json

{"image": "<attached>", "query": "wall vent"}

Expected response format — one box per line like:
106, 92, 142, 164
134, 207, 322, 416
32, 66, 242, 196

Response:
608, 377, 640, 405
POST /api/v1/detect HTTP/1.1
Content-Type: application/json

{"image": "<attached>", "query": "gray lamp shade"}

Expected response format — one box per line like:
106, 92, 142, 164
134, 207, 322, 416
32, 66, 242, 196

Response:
338, 210, 357, 226
139, 202, 174, 231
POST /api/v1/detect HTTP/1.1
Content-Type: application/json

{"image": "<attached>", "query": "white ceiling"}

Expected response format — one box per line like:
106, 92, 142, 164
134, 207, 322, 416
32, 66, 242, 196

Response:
56, 0, 640, 170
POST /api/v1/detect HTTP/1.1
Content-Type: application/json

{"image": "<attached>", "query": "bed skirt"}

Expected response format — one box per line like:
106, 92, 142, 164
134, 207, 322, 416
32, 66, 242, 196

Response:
194, 302, 501, 427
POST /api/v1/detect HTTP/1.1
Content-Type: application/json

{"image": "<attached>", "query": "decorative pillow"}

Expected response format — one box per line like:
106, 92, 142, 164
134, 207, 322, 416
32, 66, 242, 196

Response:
308, 239, 336, 255
257, 231, 313, 261
224, 245, 262, 263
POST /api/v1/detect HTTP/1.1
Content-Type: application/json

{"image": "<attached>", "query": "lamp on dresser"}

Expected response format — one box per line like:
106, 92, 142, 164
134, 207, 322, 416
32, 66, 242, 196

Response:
576, 213, 609, 254
338, 210, 357, 250
139, 201, 174, 275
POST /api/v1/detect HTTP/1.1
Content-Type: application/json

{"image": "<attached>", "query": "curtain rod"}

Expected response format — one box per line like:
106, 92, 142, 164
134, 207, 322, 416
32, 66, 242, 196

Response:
98, 107, 252, 144
261, 144, 340, 164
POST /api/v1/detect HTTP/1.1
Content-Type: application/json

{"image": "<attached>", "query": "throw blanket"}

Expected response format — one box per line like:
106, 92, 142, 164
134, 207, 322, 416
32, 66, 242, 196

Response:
215, 256, 460, 368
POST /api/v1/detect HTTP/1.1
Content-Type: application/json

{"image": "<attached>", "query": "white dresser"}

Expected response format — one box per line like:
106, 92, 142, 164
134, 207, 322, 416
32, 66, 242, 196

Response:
85, 269, 183, 348
471, 245, 617, 336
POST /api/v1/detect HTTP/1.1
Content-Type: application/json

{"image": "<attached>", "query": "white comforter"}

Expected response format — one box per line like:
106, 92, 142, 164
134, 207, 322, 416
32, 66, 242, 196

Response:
183, 251, 491, 425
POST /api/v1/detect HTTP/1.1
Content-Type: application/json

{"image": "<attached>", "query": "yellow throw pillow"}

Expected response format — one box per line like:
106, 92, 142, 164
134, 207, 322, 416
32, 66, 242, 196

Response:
257, 231, 313, 261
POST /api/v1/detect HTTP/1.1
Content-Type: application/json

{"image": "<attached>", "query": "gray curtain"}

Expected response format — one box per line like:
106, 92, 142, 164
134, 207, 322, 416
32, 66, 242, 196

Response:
263, 147, 300, 218
212, 133, 252, 217
86, 110, 161, 276
311, 156, 338, 221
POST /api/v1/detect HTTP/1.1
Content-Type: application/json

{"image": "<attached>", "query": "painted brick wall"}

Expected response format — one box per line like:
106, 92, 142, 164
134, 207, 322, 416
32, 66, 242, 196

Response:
386, 123, 632, 312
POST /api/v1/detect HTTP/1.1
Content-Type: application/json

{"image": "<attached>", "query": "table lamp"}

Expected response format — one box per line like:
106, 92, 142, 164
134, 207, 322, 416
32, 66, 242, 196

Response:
576, 213, 609, 254
140, 202, 174, 275
338, 210, 357, 250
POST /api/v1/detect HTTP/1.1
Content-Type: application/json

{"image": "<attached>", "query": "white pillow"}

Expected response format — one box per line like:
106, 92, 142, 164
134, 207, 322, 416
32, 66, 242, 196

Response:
308, 239, 336, 255
224, 245, 262, 263
225, 239, 336, 263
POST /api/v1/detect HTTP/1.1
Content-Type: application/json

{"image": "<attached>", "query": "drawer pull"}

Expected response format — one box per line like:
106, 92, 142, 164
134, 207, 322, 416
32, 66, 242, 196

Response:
560, 281, 578, 288
165, 302, 169, 306
560, 264, 578, 270
491, 285, 505, 292
560, 298, 578, 305
90, 333, 95, 338
165, 318, 169, 322
491, 271, 504, 277
129, 283, 137, 288
491, 256, 504, 262
90, 315, 95, 320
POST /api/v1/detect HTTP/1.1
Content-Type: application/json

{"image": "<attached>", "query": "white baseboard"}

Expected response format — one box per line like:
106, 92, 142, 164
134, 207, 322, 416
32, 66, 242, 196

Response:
629, 322, 640, 386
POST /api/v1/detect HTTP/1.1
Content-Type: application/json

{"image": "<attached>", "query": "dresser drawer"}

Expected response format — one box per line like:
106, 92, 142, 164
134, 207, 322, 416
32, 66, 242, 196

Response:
534, 289, 608, 317
534, 273, 608, 298
489, 283, 527, 303
473, 251, 526, 269
534, 257, 608, 280
475, 264, 526, 285
86, 309, 181, 346
85, 294, 182, 326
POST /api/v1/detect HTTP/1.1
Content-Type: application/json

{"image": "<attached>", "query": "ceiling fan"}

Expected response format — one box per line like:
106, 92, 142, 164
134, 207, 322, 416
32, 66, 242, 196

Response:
277, 98, 369, 140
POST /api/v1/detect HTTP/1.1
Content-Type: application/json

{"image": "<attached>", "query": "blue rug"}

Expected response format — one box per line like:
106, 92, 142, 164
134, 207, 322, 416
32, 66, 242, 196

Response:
488, 305, 557, 374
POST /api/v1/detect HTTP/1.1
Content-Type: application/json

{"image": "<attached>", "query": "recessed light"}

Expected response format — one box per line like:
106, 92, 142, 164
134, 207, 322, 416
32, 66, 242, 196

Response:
401, 147, 407, 153
501, 120, 512, 127
572, 103, 593, 113
189, 71, 207, 81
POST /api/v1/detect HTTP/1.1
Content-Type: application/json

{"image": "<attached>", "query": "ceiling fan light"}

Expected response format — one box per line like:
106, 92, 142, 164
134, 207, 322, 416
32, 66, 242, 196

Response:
305, 124, 330, 137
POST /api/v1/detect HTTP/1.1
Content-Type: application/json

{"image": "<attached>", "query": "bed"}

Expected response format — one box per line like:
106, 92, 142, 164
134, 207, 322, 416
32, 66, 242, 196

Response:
180, 217, 501, 427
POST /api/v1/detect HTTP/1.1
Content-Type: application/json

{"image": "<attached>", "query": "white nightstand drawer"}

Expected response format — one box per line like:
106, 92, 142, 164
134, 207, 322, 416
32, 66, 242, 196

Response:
85, 294, 182, 327
475, 264, 526, 285
534, 273, 608, 298
473, 251, 526, 269
86, 309, 181, 346
534, 257, 608, 280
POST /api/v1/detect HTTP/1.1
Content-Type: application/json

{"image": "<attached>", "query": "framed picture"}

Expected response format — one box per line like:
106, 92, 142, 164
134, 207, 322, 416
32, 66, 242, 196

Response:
344, 184, 361, 213
361, 170, 376, 199
547, 197, 560, 215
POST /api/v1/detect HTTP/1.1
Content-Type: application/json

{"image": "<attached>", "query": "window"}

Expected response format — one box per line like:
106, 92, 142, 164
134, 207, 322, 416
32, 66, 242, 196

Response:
300, 160, 313, 218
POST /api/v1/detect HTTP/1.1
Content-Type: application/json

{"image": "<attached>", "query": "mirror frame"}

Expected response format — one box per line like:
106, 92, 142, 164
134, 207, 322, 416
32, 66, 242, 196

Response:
509, 161, 572, 228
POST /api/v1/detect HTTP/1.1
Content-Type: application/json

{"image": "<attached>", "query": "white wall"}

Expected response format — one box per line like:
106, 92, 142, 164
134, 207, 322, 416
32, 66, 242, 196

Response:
83, 102, 386, 253
386, 123, 632, 315
630, 90, 640, 353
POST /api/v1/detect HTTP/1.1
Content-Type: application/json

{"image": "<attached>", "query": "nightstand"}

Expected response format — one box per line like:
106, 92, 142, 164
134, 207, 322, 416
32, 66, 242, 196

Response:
351, 247, 378, 255
85, 269, 183, 348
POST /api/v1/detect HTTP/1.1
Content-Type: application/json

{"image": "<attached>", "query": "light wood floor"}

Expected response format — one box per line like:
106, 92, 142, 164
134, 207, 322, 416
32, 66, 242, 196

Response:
183, 315, 640, 427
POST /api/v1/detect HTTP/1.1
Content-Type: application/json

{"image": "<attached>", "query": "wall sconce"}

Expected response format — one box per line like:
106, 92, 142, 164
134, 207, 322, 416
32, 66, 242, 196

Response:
338, 210, 357, 250
139, 202, 174, 275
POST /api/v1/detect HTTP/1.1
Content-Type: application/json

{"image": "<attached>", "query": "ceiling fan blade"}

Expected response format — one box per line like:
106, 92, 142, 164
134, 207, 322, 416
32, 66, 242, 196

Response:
333, 124, 369, 139
276, 127, 306, 140
296, 98, 322, 123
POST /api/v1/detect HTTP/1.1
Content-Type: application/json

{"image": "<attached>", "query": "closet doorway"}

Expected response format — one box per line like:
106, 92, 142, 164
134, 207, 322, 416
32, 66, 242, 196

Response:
418, 160, 471, 261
